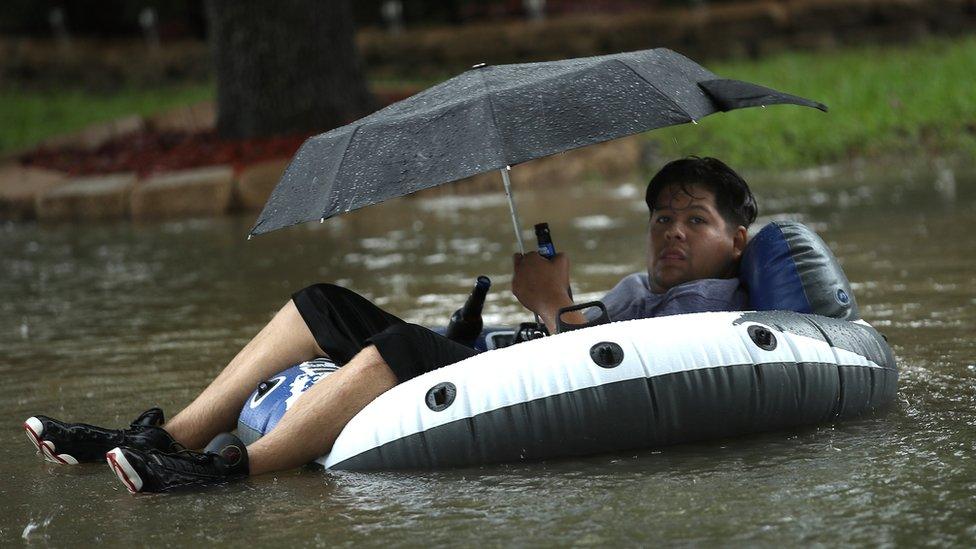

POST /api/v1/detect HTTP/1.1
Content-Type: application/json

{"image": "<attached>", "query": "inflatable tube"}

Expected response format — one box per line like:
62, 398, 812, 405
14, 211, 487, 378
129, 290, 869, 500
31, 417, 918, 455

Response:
238, 309, 897, 471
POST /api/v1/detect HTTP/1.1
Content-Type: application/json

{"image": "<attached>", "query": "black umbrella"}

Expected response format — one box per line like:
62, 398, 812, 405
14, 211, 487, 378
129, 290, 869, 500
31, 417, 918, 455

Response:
249, 48, 826, 249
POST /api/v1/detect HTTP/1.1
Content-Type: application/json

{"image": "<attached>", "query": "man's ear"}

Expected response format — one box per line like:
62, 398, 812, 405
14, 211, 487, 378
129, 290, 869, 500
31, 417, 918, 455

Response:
732, 226, 748, 259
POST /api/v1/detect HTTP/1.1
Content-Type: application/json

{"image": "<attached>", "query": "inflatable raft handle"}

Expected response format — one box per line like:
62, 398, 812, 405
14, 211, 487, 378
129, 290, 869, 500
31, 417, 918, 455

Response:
556, 301, 610, 333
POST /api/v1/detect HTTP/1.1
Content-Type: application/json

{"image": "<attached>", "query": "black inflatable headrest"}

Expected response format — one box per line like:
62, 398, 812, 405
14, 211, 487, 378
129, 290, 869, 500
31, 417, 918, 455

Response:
739, 220, 859, 320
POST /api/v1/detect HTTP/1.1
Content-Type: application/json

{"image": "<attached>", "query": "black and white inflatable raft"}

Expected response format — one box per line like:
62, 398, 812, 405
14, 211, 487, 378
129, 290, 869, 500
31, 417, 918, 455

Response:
238, 221, 897, 470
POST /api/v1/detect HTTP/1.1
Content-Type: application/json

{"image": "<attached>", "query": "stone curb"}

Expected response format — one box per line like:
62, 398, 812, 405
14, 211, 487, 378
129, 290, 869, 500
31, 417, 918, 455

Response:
146, 101, 216, 133
36, 173, 136, 222
413, 135, 645, 197
131, 165, 234, 221
0, 164, 69, 220
235, 158, 290, 211
0, 136, 646, 224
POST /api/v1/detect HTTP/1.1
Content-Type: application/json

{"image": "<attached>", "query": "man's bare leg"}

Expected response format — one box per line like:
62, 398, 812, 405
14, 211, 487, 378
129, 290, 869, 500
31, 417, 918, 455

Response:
164, 299, 325, 449
247, 345, 397, 475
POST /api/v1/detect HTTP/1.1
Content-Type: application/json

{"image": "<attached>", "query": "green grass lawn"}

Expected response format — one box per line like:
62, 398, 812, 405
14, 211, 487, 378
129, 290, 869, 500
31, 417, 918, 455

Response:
652, 35, 976, 169
0, 83, 214, 153
3, 35, 974, 170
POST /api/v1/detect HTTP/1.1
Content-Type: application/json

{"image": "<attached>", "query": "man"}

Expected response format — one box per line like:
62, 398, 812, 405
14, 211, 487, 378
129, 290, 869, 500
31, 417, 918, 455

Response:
24, 156, 757, 493
514, 156, 755, 331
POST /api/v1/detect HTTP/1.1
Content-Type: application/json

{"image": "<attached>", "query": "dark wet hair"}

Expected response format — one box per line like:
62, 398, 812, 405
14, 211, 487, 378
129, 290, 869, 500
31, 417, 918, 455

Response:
645, 156, 758, 229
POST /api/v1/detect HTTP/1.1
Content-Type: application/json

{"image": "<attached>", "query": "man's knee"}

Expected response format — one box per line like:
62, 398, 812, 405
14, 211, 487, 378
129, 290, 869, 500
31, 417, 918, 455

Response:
342, 345, 398, 387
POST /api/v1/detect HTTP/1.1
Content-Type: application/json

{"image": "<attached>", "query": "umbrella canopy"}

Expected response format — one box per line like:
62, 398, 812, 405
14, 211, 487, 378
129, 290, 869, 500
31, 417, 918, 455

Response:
249, 48, 825, 237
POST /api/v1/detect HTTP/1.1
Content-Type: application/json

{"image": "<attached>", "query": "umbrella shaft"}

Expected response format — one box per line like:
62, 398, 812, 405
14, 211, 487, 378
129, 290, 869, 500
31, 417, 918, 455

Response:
500, 167, 526, 255
500, 168, 543, 327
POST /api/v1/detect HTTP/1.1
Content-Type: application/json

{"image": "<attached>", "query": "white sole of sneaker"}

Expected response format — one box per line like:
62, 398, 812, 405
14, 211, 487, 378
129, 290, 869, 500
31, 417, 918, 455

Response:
24, 417, 79, 465
106, 448, 143, 493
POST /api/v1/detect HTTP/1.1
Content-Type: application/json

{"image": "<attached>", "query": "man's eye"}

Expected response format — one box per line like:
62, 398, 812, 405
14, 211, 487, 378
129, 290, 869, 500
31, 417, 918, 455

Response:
654, 216, 670, 224
690, 216, 706, 224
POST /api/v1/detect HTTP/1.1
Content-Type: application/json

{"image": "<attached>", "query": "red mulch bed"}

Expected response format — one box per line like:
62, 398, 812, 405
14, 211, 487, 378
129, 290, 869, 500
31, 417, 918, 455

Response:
20, 129, 313, 178
18, 89, 418, 179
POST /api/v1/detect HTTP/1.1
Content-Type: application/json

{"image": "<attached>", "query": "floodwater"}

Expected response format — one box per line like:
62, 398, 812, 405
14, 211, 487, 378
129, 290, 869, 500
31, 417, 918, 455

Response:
2, 164, 974, 546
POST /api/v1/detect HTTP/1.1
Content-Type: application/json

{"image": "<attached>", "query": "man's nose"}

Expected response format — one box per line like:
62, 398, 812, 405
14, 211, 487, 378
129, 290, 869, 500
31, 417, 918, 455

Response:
665, 223, 686, 240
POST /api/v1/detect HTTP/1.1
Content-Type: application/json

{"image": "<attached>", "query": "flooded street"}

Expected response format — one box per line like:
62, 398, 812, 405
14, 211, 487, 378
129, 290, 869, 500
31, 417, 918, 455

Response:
2, 165, 975, 545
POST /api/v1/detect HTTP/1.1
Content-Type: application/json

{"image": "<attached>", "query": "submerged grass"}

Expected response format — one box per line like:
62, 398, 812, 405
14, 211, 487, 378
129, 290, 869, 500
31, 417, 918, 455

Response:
2, 35, 974, 170
652, 35, 976, 169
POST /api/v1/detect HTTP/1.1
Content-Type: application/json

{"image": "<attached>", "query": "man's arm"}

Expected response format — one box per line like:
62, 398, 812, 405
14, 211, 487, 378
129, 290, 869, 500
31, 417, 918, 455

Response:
511, 252, 586, 334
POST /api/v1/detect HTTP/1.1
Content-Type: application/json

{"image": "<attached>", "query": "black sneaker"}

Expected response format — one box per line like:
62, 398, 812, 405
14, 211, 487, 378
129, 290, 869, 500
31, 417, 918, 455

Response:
106, 432, 249, 493
24, 408, 181, 465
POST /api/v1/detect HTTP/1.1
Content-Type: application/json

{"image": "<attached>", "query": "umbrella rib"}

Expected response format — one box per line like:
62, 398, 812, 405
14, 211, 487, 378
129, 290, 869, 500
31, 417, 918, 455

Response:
474, 67, 528, 258
613, 58, 695, 122
475, 67, 513, 164
322, 123, 365, 218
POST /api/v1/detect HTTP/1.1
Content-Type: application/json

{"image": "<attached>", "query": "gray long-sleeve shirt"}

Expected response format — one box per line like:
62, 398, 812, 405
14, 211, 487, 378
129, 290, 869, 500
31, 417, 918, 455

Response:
588, 273, 748, 322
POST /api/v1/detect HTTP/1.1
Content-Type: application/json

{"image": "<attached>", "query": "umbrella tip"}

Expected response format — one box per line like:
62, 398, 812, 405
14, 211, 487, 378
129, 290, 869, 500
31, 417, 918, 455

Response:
320, 217, 325, 223
247, 234, 252, 241
471, 62, 487, 69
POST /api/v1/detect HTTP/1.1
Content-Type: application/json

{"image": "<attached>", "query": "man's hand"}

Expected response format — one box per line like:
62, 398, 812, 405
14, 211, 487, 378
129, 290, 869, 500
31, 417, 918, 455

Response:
512, 252, 584, 333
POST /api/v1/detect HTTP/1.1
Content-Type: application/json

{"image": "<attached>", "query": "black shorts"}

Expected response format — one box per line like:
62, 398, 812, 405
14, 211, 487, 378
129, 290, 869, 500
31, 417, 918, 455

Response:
292, 283, 478, 384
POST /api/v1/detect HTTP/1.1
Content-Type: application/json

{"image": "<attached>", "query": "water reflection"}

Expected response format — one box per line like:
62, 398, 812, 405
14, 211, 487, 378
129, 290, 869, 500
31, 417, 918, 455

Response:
2, 166, 975, 545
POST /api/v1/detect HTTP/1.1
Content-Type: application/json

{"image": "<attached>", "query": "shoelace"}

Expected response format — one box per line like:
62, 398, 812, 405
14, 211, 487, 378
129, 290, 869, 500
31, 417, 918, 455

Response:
123, 425, 184, 452
148, 448, 218, 475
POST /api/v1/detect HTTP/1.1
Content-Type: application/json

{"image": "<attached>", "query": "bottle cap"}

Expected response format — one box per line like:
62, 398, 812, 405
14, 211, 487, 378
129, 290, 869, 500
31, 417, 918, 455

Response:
475, 275, 491, 291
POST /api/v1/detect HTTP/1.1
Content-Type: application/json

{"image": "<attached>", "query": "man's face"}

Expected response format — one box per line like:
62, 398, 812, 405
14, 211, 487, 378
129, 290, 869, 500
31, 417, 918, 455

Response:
646, 183, 747, 293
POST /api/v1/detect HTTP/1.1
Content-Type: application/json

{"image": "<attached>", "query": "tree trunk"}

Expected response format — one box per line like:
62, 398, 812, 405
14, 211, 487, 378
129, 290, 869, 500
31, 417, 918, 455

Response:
206, 0, 374, 139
